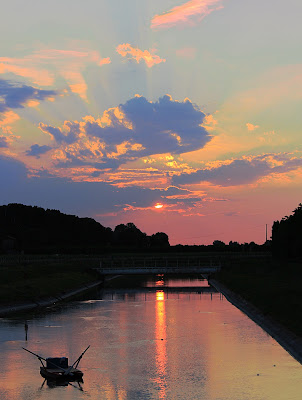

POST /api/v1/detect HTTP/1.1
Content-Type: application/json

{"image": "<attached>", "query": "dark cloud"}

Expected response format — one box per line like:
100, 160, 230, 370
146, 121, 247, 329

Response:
0, 79, 57, 113
0, 156, 28, 193
39, 121, 79, 144
0, 155, 212, 218
88, 95, 210, 155
39, 95, 211, 170
55, 155, 121, 170
172, 156, 302, 186
0, 136, 8, 148
25, 144, 52, 158
0, 155, 184, 215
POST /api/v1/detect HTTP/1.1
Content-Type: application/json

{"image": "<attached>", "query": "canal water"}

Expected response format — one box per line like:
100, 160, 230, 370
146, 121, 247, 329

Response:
0, 276, 301, 400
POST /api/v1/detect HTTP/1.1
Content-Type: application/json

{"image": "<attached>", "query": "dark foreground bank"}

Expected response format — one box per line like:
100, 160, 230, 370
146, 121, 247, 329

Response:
0, 280, 102, 316
213, 258, 302, 363
210, 278, 302, 365
0, 258, 102, 315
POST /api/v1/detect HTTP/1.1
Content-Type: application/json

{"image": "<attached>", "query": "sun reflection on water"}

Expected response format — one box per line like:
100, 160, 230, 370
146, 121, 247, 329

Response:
155, 290, 167, 399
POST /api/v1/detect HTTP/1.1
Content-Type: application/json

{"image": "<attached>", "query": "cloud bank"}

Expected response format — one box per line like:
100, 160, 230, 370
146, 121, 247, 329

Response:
172, 155, 302, 186
38, 95, 211, 171
0, 79, 56, 114
0, 155, 212, 215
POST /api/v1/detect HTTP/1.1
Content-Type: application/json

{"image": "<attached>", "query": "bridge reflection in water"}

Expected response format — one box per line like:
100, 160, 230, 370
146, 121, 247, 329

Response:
98, 275, 217, 303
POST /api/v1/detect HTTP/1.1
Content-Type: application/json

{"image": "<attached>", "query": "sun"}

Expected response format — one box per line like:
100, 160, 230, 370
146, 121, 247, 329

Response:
154, 203, 164, 209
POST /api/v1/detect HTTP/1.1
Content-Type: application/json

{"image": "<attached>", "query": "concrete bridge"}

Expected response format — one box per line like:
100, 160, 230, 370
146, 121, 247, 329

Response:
97, 256, 221, 276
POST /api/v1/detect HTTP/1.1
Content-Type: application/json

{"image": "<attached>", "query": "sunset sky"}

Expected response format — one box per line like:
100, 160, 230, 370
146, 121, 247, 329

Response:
0, 0, 301, 245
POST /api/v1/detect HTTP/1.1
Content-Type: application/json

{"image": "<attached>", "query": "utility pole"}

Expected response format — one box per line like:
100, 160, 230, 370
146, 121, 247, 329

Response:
265, 224, 268, 242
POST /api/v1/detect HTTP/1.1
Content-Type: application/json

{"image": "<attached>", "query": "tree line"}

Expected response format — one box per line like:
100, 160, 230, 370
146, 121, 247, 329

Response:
0, 203, 280, 255
0, 204, 169, 254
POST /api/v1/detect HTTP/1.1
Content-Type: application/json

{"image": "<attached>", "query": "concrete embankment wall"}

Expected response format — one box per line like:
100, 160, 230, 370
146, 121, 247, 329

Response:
0, 280, 103, 317
210, 278, 302, 365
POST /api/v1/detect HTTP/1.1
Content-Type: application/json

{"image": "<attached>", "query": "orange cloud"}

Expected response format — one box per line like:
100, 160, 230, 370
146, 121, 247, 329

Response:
0, 111, 20, 146
99, 57, 111, 66
0, 111, 20, 127
116, 44, 166, 68
0, 61, 54, 86
0, 48, 111, 100
151, 0, 223, 30
246, 122, 259, 131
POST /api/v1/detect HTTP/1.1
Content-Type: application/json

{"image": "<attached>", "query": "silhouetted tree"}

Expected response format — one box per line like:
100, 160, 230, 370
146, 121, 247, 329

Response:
212, 240, 226, 251
228, 241, 241, 251
272, 203, 302, 259
113, 222, 148, 248
150, 232, 170, 248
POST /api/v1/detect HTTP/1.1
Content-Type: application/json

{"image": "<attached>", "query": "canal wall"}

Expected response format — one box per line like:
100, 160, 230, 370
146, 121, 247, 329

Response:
0, 280, 103, 317
210, 278, 302, 365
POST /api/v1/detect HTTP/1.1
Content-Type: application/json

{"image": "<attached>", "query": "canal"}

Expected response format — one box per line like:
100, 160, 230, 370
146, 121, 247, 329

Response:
0, 276, 301, 399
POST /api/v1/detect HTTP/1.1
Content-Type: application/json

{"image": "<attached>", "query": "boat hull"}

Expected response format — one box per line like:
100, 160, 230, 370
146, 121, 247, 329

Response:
40, 367, 83, 381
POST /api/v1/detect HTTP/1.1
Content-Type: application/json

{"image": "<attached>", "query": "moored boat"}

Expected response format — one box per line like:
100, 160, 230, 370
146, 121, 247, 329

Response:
23, 346, 90, 381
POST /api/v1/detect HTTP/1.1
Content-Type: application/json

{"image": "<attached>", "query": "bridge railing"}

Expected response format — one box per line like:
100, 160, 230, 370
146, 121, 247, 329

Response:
99, 257, 221, 269
97, 257, 222, 275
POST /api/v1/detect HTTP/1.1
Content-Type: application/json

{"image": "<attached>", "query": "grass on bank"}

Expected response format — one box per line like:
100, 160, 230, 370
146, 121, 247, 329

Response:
0, 260, 100, 305
214, 258, 302, 337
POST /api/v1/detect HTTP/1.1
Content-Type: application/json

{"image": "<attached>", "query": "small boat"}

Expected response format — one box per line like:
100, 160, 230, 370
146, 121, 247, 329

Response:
22, 345, 90, 381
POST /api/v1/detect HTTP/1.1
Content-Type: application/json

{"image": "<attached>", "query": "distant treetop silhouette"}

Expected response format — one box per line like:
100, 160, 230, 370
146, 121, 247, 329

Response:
272, 203, 302, 259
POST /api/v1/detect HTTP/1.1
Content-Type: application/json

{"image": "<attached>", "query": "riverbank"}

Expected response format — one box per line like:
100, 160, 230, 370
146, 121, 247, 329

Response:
0, 258, 103, 316
210, 278, 302, 365
212, 258, 302, 364
0, 279, 102, 317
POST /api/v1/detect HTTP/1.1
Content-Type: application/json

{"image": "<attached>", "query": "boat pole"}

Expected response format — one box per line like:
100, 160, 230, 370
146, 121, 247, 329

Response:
64, 345, 90, 375
22, 347, 68, 372
22, 347, 46, 368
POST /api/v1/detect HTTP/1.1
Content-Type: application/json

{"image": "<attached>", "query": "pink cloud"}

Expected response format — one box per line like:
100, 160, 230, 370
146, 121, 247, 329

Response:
116, 44, 166, 68
151, 0, 224, 30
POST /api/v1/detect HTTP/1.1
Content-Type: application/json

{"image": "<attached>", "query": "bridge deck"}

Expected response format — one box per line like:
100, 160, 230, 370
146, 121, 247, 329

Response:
98, 265, 220, 275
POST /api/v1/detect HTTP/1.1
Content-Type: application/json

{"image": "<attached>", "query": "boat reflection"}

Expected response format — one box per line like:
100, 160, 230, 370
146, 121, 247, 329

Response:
41, 378, 84, 390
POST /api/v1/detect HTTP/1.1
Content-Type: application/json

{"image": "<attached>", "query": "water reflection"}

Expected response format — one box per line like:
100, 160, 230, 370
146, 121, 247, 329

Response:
155, 291, 167, 399
0, 277, 302, 400
42, 378, 83, 391
155, 276, 165, 287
